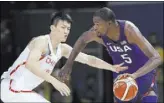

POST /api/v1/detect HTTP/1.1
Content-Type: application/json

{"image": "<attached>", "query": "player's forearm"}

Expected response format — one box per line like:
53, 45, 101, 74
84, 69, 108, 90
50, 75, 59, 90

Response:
133, 56, 162, 78
25, 62, 57, 84
88, 56, 116, 72
65, 37, 87, 68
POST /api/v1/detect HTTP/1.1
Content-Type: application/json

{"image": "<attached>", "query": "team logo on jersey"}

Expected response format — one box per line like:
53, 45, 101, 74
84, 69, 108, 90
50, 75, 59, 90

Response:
120, 40, 127, 45
106, 43, 112, 46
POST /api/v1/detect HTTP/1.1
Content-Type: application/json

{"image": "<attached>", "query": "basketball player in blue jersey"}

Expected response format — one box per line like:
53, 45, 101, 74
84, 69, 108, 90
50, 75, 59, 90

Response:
58, 7, 162, 103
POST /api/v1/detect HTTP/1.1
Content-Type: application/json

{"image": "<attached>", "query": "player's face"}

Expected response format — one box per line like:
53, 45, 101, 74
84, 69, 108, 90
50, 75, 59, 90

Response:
51, 20, 71, 42
93, 16, 109, 35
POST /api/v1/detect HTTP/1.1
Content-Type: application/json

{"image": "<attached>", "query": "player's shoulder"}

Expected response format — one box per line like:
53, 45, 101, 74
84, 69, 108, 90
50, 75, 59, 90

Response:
60, 43, 72, 56
60, 43, 72, 49
125, 20, 133, 24
33, 35, 47, 42
33, 35, 48, 44
123, 21, 140, 43
29, 35, 48, 49
124, 20, 140, 35
124, 20, 137, 28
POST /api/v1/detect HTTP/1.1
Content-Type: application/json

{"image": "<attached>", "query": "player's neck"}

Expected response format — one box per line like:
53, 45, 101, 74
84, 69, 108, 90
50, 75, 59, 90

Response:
49, 34, 60, 49
107, 22, 120, 41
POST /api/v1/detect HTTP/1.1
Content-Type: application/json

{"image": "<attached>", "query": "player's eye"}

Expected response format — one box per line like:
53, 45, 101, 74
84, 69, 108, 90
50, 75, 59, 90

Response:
61, 26, 66, 29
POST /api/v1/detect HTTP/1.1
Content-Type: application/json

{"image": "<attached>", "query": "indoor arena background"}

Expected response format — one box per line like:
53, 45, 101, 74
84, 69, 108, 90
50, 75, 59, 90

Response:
1, 1, 163, 103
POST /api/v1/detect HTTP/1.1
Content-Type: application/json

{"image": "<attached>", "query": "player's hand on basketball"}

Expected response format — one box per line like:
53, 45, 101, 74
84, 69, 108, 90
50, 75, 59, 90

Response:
113, 63, 128, 73
117, 73, 137, 80
58, 65, 72, 82
51, 79, 71, 96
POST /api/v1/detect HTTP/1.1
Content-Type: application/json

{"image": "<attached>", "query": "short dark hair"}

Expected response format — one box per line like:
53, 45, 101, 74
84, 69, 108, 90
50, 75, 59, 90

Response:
93, 7, 116, 22
51, 11, 72, 25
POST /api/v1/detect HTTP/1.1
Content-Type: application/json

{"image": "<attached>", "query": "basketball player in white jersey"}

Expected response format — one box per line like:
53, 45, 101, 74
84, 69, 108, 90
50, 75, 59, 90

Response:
0, 11, 128, 102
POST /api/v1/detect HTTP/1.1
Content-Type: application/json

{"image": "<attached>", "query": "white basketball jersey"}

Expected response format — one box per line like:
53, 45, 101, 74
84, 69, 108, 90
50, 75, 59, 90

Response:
1, 35, 62, 91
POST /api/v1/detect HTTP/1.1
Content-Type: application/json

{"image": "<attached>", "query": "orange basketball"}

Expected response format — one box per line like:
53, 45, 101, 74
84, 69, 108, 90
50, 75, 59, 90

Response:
113, 75, 138, 101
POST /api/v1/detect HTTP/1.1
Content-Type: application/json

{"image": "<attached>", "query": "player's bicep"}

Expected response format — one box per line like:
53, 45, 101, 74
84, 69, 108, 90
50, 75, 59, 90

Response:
27, 48, 42, 63
126, 21, 159, 58
26, 38, 46, 67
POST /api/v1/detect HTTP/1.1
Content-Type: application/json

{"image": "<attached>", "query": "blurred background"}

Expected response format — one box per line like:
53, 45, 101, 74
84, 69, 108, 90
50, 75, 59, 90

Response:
1, 1, 163, 103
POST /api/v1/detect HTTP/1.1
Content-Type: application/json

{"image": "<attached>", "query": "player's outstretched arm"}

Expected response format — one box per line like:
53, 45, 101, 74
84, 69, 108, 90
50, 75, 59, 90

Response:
25, 37, 70, 96
61, 43, 128, 73
125, 21, 162, 79
58, 30, 95, 81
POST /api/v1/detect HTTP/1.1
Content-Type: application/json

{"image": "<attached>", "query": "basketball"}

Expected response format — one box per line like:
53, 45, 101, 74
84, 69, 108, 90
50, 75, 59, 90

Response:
113, 75, 138, 101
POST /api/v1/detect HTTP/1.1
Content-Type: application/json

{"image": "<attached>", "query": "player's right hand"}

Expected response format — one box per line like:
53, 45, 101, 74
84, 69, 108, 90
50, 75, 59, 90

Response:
113, 62, 128, 73
51, 79, 71, 96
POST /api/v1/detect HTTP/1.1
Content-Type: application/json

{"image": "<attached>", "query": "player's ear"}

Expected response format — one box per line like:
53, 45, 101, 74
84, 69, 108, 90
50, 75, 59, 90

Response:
108, 20, 112, 26
50, 25, 55, 31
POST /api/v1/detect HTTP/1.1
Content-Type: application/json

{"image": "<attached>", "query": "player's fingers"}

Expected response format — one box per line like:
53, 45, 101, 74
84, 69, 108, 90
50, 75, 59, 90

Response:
62, 83, 70, 95
64, 84, 71, 94
120, 66, 128, 71
115, 66, 128, 73
118, 62, 124, 66
59, 91, 64, 96
123, 73, 129, 77
60, 88, 67, 96
62, 87, 70, 96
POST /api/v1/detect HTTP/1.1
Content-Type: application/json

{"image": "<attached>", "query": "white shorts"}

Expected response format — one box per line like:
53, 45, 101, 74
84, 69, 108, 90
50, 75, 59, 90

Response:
0, 79, 50, 103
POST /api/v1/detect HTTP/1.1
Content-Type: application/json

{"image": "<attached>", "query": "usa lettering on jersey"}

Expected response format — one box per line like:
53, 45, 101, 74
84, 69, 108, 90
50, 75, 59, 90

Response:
107, 42, 132, 64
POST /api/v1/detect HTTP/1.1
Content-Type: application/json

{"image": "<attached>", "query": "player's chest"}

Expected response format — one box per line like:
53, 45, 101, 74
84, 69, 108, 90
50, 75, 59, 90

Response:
39, 55, 58, 73
105, 40, 132, 54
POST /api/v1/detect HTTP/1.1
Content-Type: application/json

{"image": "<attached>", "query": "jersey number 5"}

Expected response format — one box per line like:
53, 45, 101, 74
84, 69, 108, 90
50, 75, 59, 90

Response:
121, 54, 132, 64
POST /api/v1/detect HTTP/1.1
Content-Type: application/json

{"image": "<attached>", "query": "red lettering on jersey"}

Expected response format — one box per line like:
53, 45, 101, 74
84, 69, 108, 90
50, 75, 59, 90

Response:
46, 57, 56, 66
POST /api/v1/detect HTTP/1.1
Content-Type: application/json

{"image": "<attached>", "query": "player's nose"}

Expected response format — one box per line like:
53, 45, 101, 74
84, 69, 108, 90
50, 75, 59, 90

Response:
64, 29, 69, 34
93, 25, 98, 31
